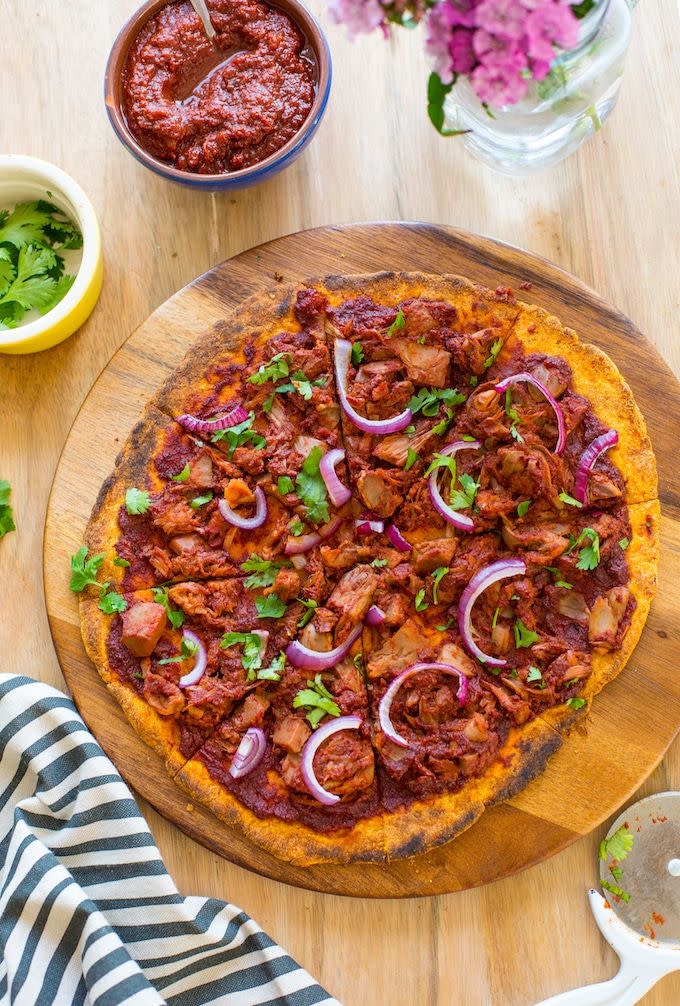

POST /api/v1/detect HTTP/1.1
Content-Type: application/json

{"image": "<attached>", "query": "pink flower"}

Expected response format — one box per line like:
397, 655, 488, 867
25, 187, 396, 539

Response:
471, 61, 529, 106
445, 0, 478, 29
327, 0, 386, 38
475, 0, 526, 40
425, 2, 458, 82
450, 27, 477, 73
525, 2, 579, 63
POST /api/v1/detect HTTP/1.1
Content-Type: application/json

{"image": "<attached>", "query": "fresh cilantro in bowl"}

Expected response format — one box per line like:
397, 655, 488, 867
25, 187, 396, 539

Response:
0, 199, 82, 329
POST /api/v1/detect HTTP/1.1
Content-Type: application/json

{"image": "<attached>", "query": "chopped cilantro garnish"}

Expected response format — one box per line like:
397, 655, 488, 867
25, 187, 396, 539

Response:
409, 387, 465, 417
295, 446, 330, 525
241, 554, 288, 589
517, 499, 531, 518
504, 389, 524, 443
567, 527, 601, 570
277, 475, 295, 495
526, 665, 543, 683
262, 392, 275, 413
513, 618, 538, 648
255, 593, 286, 619
619, 537, 630, 551
353, 652, 364, 673
405, 448, 418, 471
424, 452, 457, 479
600, 825, 634, 864
171, 464, 190, 482
125, 487, 150, 515
546, 565, 572, 589
258, 651, 286, 682
559, 492, 583, 508
159, 636, 199, 666
371, 558, 388, 568
483, 338, 503, 370
469, 376, 479, 387
431, 566, 449, 604
405, 424, 416, 436
431, 408, 454, 436
491, 606, 500, 630
601, 879, 631, 903
211, 412, 265, 457
566, 696, 586, 710
449, 472, 480, 511
248, 352, 290, 385
351, 342, 364, 365
151, 586, 184, 629
293, 674, 340, 728
190, 492, 213, 509
69, 547, 106, 593
414, 588, 429, 612
386, 309, 406, 337
0, 480, 15, 539
297, 597, 317, 628
436, 618, 454, 631
112, 556, 130, 568
98, 591, 127, 615
220, 630, 264, 678
276, 371, 326, 401
289, 519, 305, 536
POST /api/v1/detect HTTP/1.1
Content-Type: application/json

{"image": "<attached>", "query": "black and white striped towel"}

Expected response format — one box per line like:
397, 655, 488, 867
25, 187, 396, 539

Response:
0, 674, 339, 1006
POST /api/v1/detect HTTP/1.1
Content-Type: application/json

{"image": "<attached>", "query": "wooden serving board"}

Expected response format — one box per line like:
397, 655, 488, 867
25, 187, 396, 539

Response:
44, 223, 680, 898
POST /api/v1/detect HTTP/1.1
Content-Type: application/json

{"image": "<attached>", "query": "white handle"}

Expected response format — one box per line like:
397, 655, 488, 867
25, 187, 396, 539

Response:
535, 966, 660, 1006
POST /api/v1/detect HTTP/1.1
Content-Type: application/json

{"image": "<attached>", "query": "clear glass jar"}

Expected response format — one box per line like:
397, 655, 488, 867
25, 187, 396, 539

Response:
444, 0, 634, 175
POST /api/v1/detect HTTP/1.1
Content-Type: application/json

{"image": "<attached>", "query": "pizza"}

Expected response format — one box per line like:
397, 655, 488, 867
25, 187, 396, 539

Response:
77, 271, 659, 865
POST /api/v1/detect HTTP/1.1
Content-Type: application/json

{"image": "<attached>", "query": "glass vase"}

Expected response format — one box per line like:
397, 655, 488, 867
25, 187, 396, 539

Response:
443, 0, 634, 175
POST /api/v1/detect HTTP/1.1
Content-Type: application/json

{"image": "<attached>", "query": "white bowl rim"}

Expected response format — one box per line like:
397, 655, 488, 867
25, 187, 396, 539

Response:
0, 155, 101, 348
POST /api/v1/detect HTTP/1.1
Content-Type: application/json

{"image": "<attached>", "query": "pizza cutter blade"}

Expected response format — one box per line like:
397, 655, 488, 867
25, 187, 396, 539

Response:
535, 793, 680, 1006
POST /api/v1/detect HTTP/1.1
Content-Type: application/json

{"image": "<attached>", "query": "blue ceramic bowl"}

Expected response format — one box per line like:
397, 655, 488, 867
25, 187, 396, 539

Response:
104, 0, 331, 191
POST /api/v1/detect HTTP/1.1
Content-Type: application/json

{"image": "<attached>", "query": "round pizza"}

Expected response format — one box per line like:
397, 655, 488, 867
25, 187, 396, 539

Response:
77, 272, 659, 865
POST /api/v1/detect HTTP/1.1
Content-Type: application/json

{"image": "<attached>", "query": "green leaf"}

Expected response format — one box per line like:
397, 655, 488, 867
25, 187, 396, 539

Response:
427, 72, 469, 137
371, 558, 388, 568
0, 479, 15, 539
431, 408, 454, 437
289, 519, 305, 536
211, 412, 265, 457
404, 448, 418, 472
537, 63, 568, 100
424, 452, 457, 479
513, 618, 538, 649
559, 492, 583, 508
248, 352, 290, 385
0, 202, 53, 248
293, 674, 340, 728
436, 618, 454, 631
297, 597, 317, 628
351, 341, 364, 365
125, 487, 151, 515
172, 464, 191, 482
567, 527, 601, 570
526, 665, 543, 683
112, 556, 130, 568
517, 499, 531, 517
220, 630, 264, 676
504, 389, 524, 443
0, 257, 15, 298
255, 593, 286, 619
469, 375, 478, 388
69, 547, 106, 593
409, 387, 465, 418
190, 492, 213, 509
159, 636, 199, 666
619, 537, 630, 551
151, 586, 184, 629
0, 244, 63, 315
414, 588, 428, 612
566, 696, 586, 710
431, 566, 449, 604
258, 651, 286, 681
600, 825, 634, 863
600, 879, 631, 903
241, 554, 289, 590
98, 590, 127, 615
483, 338, 503, 370
571, 0, 596, 18
295, 446, 330, 525
386, 309, 405, 337
277, 475, 294, 495
449, 472, 480, 511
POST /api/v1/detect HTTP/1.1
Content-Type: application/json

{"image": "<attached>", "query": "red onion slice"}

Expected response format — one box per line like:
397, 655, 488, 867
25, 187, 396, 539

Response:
218, 486, 267, 530
284, 516, 343, 555
379, 663, 469, 748
177, 404, 249, 437
300, 715, 362, 805
494, 373, 566, 454
458, 558, 527, 667
178, 629, 208, 687
334, 339, 412, 435
386, 523, 412, 552
365, 604, 385, 626
427, 440, 482, 533
286, 622, 363, 671
355, 518, 385, 535
229, 727, 267, 779
319, 449, 352, 507
573, 429, 619, 504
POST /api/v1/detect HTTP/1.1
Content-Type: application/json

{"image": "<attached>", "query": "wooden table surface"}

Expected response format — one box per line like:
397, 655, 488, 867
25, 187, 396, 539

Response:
2, 2, 679, 1003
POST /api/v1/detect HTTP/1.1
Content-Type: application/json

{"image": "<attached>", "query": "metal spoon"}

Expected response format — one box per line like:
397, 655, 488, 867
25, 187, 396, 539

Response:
190, 0, 216, 38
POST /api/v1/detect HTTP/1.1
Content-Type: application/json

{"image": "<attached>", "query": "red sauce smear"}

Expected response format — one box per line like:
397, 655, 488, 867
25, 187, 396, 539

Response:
122, 0, 317, 174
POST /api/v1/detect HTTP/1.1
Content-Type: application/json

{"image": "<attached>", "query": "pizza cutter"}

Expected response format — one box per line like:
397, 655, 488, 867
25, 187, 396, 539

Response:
536, 792, 680, 1005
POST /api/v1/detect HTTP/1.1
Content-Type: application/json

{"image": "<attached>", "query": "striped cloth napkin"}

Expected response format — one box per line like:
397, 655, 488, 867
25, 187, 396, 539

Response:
0, 674, 340, 1006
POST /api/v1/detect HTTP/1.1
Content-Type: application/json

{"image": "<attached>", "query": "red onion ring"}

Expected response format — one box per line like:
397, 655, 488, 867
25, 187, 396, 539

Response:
229, 727, 267, 779
386, 523, 411, 552
319, 449, 352, 507
284, 516, 343, 555
355, 518, 385, 535
365, 604, 385, 626
334, 339, 412, 435
178, 629, 208, 687
458, 558, 527, 667
300, 715, 362, 805
494, 373, 566, 454
177, 404, 249, 437
573, 429, 619, 504
286, 622, 363, 671
427, 440, 482, 533
378, 663, 469, 748
218, 486, 267, 530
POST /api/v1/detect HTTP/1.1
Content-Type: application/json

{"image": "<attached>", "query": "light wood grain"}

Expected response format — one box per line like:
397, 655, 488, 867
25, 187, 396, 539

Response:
2, 1, 680, 1002
44, 223, 680, 897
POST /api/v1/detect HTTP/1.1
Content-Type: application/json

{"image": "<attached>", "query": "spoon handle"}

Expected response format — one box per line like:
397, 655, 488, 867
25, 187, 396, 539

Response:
190, 0, 217, 38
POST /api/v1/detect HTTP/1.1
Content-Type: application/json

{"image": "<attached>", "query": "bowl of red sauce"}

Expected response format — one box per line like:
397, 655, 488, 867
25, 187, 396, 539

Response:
105, 0, 331, 189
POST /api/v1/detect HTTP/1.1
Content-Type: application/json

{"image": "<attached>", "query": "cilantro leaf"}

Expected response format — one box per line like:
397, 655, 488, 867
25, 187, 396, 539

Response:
211, 412, 265, 457
297, 597, 317, 628
295, 446, 329, 525
248, 352, 290, 386
436, 618, 454, 631
277, 475, 294, 495
517, 499, 531, 518
449, 473, 480, 511
425, 452, 457, 479
404, 448, 418, 471
431, 566, 449, 604
220, 631, 264, 678
483, 338, 503, 370
513, 618, 538, 648
172, 464, 190, 482
566, 696, 586, 710
151, 586, 184, 629
69, 547, 106, 593
386, 309, 405, 337
159, 636, 199, 666
112, 556, 130, 568
600, 825, 634, 863
258, 651, 286, 681
567, 527, 601, 570
293, 674, 340, 728
0, 479, 15, 539
371, 558, 388, 568
526, 665, 543, 683
559, 492, 583, 508
125, 487, 151, 515
0, 202, 53, 248
0, 244, 66, 315
409, 387, 465, 417
351, 342, 364, 365
190, 492, 213, 509
255, 593, 286, 619
289, 519, 305, 536
414, 588, 429, 612
241, 554, 288, 590
619, 537, 630, 551
98, 591, 127, 615
504, 389, 524, 443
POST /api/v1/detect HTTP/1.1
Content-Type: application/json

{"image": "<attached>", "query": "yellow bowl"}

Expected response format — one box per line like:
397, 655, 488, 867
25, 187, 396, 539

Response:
0, 155, 103, 354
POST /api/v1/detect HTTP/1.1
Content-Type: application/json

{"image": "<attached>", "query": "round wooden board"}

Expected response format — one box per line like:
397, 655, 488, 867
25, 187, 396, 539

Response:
44, 223, 680, 898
